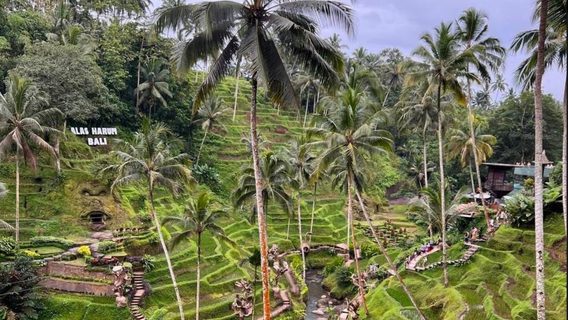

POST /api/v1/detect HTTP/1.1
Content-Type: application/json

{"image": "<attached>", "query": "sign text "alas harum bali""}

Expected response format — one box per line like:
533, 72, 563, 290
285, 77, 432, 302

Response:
70, 127, 118, 146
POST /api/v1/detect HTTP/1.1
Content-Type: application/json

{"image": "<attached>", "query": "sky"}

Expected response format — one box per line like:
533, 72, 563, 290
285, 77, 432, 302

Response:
151, 0, 565, 101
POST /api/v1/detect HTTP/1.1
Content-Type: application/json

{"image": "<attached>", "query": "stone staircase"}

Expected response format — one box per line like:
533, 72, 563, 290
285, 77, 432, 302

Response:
413, 243, 480, 272
130, 271, 146, 320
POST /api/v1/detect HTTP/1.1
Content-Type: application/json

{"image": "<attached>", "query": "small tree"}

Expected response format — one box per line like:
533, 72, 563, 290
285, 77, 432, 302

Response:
0, 256, 42, 319
0, 75, 63, 243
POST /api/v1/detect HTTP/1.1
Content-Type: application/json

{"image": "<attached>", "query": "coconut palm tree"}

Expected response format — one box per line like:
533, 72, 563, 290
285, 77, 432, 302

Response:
136, 59, 173, 118
531, 0, 550, 317
446, 125, 496, 192
103, 120, 192, 320
163, 191, 233, 320
0, 75, 63, 243
410, 186, 467, 235
156, 3, 351, 317
310, 86, 426, 319
456, 8, 506, 231
399, 90, 438, 189
281, 139, 315, 279
232, 151, 293, 236
382, 62, 408, 108
408, 22, 478, 287
511, 0, 567, 235
192, 96, 228, 165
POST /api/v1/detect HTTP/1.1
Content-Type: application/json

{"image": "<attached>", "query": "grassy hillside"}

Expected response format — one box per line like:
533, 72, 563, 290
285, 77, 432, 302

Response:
363, 213, 567, 320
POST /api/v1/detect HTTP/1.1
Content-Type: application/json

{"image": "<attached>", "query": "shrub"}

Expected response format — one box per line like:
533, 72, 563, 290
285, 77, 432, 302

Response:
335, 266, 353, 288
143, 255, 156, 272
77, 245, 91, 257
322, 256, 344, 276
97, 240, 117, 254
0, 237, 16, 256
21, 250, 40, 259
30, 236, 74, 249
504, 194, 535, 227
192, 163, 222, 192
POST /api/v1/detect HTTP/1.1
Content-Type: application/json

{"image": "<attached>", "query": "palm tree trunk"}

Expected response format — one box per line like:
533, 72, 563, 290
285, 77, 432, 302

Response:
195, 128, 208, 166
347, 176, 368, 316
354, 189, 425, 320
232, 70, 241, 122
303, 91, 310, 127
136, 37, 144, 112
466, 79, 491, 230
382, 84, 392, 108
309, 183, 317, 243
436, 83, 448, 288
286, 214, 291, 240
297, 193, 306, 280
423, 137, 429, 188
249, 74, 272, 320
468, 162, 475, 194
422, 138, 433, 240
15, 154, 20, 243
562, 37, 567, 235
196, 233, 201, 320
533, 0, 549, 317
148, 182, 185, 320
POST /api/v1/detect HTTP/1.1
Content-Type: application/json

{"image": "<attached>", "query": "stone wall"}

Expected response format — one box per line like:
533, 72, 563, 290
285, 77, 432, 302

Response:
40, 261, 113, 282
39, 278, 113, 296
38, 261, 114, 296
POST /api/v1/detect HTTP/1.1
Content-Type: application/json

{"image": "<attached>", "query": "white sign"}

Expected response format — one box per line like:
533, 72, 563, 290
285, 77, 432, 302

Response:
70, 127, 118, 146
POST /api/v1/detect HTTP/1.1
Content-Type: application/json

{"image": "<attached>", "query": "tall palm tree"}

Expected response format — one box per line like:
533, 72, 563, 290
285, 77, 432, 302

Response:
511, 0, 567, 235
382, 62, 407, 108
156, 3, 351, 316
136, 59, 173, 118
104, 120, 192, 320
0, 75, 62, 243
163, 192, 233, 320
446, 125, 496, 192
192, 96, 228, 165
457, 8, 506, 230
399, 90, 438, 189
408, 22, 478, 287
281, 139, 315, 279
532, 0, 550, 317
310, 87, 425, 319
233, 151, 293, 236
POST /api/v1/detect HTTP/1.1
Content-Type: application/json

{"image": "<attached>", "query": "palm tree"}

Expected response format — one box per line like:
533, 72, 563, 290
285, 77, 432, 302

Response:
410, 185, 467, 236
457, 8, 506, 231
399, 91, 438, 189
104, 120, 192, 320
156, 3, 351, 317
192, 96, 228, 165
310, 87, 425, 319
382, 62, 407, 108
446, 125, 496, 192
135, 59, 173, 118
408, 22, 478, 287
232, 151, 293, 236
511, 0, 567, 235
531, 0, 550, 317
163, 192, 233, 320
281, 139, 315, 279
0, 75, 63, 243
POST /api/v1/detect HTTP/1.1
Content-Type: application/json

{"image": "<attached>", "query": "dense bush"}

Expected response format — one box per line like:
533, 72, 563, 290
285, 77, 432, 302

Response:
504, 194, 535, 227
77, 245, 91, 257
192, 163, 222, 192
0, 256, 42, 319
0, 236, 16, 256
97, 240, 117, 254
29, 236, 74, 249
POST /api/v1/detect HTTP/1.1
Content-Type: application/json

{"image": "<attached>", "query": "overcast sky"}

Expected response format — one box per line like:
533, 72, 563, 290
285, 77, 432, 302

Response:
151, 0, 565, 100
